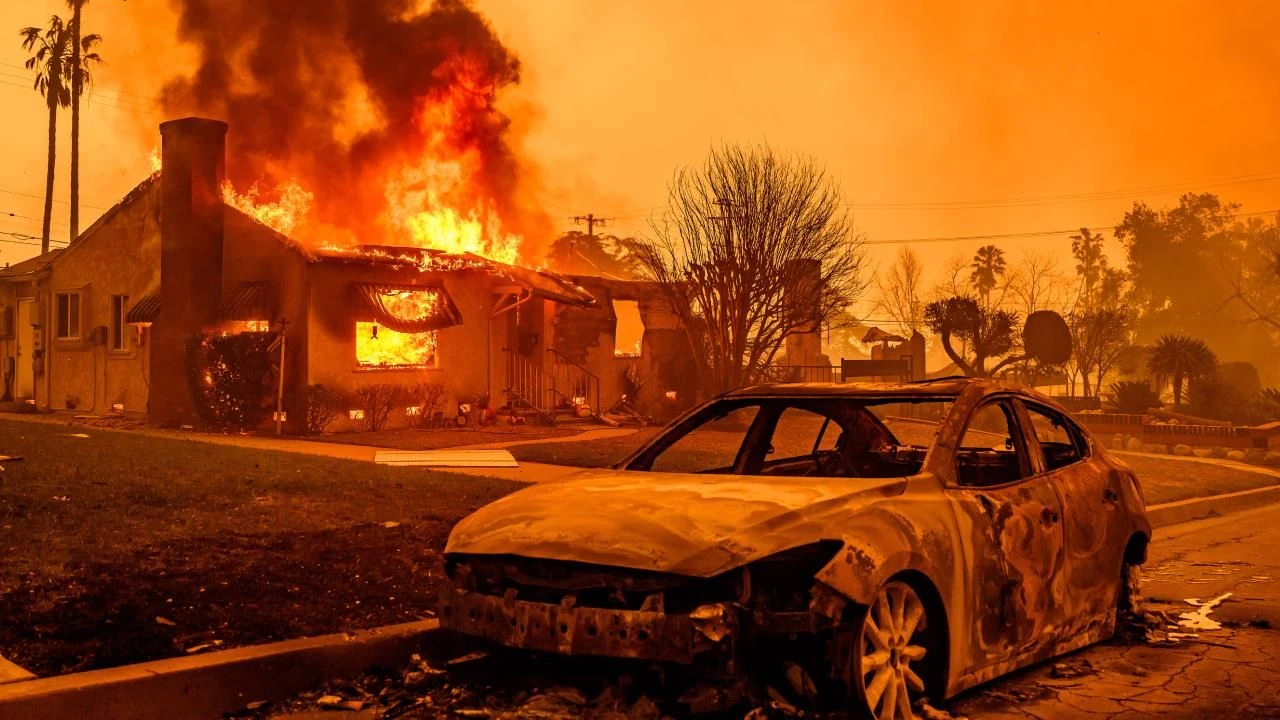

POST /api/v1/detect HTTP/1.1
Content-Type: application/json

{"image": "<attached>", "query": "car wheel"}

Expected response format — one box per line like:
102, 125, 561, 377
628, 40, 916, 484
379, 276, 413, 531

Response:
844, 580, 933, 720
1117, 561, 1146, 639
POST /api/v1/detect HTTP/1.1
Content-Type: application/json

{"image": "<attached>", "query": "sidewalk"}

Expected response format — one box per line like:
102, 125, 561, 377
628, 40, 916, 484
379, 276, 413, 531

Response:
0, 413, 590, 484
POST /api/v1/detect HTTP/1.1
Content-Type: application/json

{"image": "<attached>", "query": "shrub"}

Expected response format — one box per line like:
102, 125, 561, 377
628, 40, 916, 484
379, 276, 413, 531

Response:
185, 332, 276, 430
1106, 381, 1162, 414
1253, 388, 1280, 424
404, 382, 447, 428
353, 384, 405, 432
302, 384, 349, 434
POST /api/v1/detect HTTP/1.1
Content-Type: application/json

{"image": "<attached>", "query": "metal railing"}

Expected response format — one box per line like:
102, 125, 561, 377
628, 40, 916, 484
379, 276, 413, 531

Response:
548, 347, 601, 415
768, 364, 843, 384
504, 350, 558, 416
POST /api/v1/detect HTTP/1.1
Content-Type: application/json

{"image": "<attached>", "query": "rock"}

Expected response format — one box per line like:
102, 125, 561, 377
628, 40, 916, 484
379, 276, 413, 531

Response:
1264, 451, 1280, 467
1211, 447, 1230, 458
1141, 443, 1168, 454
1192, 448, 1215, 458
1245, 449, 1267, 465
1113, 434, 1126, 450
1172, 444, 1194, 457
1227, 450, 1248, 462
1125, 436, 1144, 452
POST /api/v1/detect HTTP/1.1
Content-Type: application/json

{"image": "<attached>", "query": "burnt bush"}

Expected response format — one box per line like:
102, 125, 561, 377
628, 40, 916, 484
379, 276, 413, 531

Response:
354, 384, 405, 432
302, 384, 350, 434
1106, 381, 1162, 414
404, 382, 447, 428
185, 332, 276, 430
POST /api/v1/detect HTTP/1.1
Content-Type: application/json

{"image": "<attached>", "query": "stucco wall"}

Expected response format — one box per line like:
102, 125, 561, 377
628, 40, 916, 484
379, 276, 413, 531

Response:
42, 182, 160, 413
304, 261, 503, 431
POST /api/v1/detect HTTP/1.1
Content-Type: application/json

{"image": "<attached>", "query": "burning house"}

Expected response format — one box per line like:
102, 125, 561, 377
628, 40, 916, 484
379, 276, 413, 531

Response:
0, 118, 689, 430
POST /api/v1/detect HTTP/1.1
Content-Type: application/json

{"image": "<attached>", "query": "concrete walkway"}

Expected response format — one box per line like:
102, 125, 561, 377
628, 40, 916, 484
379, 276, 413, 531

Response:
0, 413, 590, 484
447, 427, 639, 451
1116, 448, 1280, 481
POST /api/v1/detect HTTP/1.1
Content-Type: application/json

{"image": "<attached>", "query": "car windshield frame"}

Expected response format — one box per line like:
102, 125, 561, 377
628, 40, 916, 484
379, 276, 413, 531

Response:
618, 393, 957, 477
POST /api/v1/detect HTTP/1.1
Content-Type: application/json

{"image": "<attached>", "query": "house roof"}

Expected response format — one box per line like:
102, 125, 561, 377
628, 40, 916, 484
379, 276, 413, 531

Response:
0, 249, 63, 280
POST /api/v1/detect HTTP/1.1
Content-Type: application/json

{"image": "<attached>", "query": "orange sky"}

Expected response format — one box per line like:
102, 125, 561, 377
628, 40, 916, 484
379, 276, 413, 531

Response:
3, 0, 1279, 300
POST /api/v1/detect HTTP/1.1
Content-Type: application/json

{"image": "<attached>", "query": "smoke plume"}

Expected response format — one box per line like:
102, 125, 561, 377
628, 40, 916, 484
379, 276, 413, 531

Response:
160, 0, 548, 260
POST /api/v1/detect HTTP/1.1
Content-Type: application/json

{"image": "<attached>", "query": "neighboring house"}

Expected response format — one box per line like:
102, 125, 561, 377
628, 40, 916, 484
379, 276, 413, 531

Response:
0, 117, 693, 430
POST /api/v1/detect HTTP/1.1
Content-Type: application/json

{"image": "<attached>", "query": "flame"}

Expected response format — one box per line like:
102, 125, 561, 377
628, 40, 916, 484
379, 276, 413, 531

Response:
356, 323, 439, 368
354, 288, 444, 368
222, 180, 314, 237
220, 58, 526, 265
149, 147, 162, 172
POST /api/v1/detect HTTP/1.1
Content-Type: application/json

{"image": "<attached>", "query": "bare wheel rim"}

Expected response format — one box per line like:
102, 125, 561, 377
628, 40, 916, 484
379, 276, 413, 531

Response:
859, 580, 929, 720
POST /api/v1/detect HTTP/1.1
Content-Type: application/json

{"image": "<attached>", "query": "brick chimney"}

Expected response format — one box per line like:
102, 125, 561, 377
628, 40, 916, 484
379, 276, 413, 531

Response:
150, 117, 228, 427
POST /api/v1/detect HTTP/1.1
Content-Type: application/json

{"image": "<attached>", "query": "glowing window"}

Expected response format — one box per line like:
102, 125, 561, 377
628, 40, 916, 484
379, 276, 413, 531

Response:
355, 322, 439, 369
612, 300, 643, 357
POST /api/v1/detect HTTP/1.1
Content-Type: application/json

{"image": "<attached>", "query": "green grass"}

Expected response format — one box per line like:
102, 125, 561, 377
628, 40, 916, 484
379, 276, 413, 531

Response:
0, 418, 524, 675
508, 428, 1280, 506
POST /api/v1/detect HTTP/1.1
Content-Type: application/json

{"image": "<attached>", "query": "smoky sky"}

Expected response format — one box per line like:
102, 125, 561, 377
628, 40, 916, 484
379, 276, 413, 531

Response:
159, 0, 534, 247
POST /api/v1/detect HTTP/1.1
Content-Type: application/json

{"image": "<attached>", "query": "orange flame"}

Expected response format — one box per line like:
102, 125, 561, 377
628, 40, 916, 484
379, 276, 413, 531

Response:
354, 289, 443, 368
222, 180, 314, 238
219, 57, 527, 265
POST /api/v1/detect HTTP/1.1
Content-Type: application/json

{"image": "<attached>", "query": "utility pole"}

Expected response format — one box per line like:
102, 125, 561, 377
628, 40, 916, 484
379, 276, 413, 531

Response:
568, 213, 612, 274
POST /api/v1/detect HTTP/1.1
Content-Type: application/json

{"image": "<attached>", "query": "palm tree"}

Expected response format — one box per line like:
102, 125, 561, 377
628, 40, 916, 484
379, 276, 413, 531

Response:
20, 16, 74, 254
66, 0, 100, 242
1146, 334, 1217, 408
1070, 227, 1106, 309
969, 244, 1007, 306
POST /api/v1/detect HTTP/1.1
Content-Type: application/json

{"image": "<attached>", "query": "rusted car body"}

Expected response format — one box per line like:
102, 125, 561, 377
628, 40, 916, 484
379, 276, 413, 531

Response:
440, 379, 1150, 713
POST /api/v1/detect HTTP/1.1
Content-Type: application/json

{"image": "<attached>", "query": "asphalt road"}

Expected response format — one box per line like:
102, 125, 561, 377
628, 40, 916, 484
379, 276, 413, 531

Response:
950, 501, 1280, 720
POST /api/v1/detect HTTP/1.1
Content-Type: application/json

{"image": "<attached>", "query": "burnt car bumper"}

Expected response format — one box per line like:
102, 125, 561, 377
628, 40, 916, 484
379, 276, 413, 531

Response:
438, 582, 735, 663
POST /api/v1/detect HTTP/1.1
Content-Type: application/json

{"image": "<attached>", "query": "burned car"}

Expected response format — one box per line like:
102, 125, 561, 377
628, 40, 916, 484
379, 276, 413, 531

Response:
440, 378, 1150, 718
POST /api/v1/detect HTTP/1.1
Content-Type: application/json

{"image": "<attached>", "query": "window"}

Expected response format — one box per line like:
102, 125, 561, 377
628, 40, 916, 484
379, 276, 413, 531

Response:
956, 401, 1029, 487
649, 404, 759, 473
612, 300, 643, 357
111, 295, 129, 351
768, 407, 840, 460
55, 292, 81, 340
1024, 403, 1086, 471
354, 323, 439, 369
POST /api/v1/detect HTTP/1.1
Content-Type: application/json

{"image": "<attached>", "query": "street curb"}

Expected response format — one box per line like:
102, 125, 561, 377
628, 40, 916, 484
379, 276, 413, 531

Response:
0, 620, 440, 720
1148, 483, 1280, 528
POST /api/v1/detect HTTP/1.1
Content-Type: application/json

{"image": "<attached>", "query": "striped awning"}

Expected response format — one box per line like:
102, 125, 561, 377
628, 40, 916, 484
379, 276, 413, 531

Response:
355, 283, 462, 334
216, 281, 276, 321
125, 293, 161, 324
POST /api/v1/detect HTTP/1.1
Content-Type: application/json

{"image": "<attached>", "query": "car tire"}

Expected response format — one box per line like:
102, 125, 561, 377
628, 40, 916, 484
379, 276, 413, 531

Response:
1117, 561, 1146, 640
839, 579, 937, 720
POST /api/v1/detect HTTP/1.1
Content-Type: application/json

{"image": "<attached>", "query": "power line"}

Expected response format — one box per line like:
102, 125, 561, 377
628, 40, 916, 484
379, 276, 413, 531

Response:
865, 208, 1280, 245
0, 78, 158, 116
0, 187, 108, 211
0, 61, 157, 102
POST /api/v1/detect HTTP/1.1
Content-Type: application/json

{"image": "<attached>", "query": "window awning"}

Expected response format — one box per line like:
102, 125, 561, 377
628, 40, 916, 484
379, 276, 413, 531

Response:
485, 259, 595, 307
355, 284, 463, 334
125, 293, 161, 324
216, 281, 276, 321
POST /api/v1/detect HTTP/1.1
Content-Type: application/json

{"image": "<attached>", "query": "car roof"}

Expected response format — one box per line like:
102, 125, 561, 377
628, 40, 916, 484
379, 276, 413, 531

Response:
721, 377, 1016, 399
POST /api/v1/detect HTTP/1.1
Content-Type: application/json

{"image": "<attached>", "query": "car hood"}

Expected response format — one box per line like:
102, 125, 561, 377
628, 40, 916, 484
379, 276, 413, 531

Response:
444, 470, 907, 577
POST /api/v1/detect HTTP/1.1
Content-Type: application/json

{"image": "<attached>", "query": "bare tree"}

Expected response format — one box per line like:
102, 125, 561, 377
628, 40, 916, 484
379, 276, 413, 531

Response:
1066, 308, 1131, 397
875, 246, 924, 335
1009, 250, 1065, 317
635, 143, 868, 395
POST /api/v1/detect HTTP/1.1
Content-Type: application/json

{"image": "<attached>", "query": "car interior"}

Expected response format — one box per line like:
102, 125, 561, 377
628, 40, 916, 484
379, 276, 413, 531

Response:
632, 398, 949, 478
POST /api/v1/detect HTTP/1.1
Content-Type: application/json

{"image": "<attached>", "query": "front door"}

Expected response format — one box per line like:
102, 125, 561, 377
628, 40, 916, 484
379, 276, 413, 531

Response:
947, 398, 1067, 669
15, 299, 33, 398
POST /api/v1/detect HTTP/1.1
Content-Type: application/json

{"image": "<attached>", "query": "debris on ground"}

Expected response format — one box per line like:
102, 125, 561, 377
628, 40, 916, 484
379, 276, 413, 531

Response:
915, 700, 970, 720
1048, 658, 1095, 679
382, 521, 401, 529
154, 616, 177, 627
1179, 592, 1233, 631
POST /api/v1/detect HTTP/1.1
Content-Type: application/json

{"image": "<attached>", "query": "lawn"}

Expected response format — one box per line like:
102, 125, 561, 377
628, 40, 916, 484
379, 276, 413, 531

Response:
509, 429, 1280, 506
0, 418, 523, 676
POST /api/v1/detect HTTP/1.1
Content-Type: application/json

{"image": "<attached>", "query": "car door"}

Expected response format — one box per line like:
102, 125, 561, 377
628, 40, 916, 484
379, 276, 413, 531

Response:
1018, 400, 1128, 634
946, 397, 1068, 669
